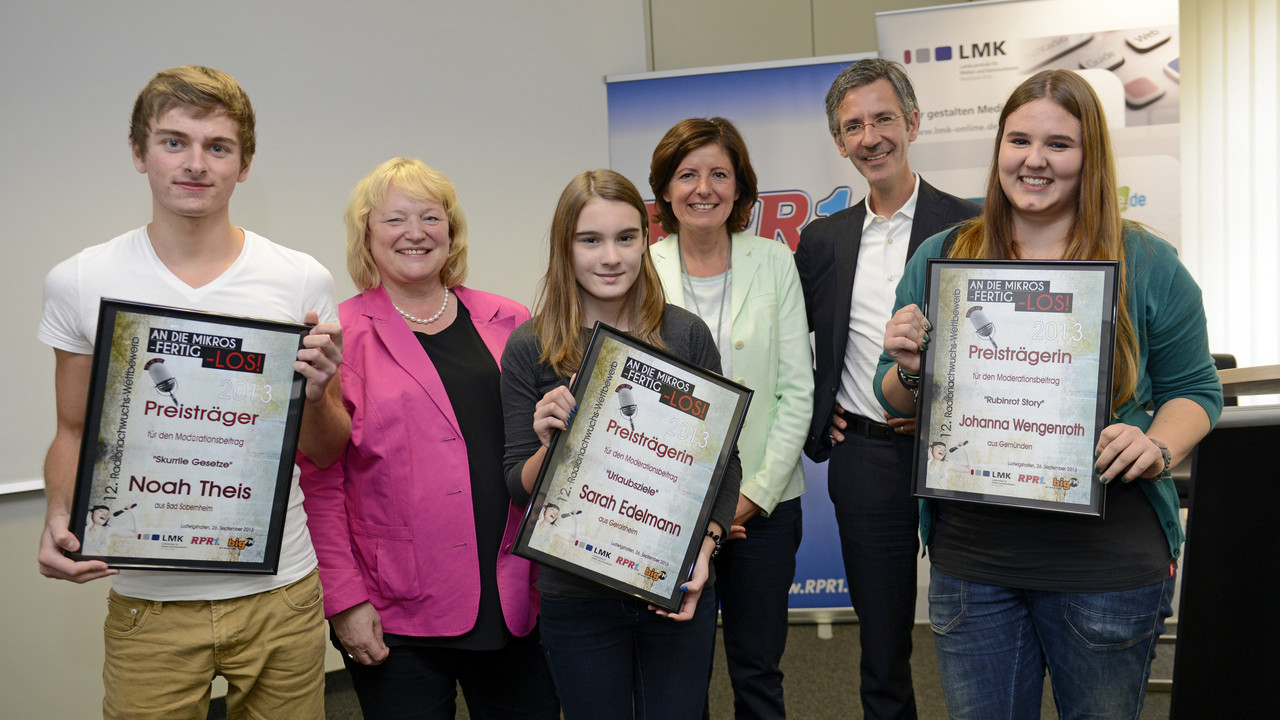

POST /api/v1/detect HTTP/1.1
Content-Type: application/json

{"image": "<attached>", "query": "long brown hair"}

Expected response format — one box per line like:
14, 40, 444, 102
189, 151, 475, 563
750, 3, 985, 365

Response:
534, 170, 667, 376
949, 70, 1138, 410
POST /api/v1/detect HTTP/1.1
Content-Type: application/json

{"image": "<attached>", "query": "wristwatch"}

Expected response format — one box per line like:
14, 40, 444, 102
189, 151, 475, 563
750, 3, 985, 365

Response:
1150, 438, 1173, 479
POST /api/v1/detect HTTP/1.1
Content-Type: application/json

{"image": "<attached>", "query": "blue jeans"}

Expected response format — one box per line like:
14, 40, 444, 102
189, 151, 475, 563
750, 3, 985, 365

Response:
538, 590, 717, 720
714, 497, 803, 719
929, 567, 1175, 720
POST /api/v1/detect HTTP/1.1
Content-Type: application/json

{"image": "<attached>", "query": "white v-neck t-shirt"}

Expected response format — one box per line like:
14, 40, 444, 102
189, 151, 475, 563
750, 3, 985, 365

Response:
39, 226, 338, 601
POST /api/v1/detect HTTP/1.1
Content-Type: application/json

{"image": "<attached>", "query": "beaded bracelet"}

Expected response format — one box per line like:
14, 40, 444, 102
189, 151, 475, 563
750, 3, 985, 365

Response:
896, 364, 921, 399
705, 529, 724, 558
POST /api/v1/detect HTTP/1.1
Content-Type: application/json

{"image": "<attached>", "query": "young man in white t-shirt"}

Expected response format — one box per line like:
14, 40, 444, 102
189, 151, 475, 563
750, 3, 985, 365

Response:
36, 65, 349, 720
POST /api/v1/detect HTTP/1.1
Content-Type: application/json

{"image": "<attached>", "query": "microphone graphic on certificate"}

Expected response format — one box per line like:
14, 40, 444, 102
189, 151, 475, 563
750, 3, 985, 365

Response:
615, 383, 638, 431
967, 306, 999, 350
144, 357, 180, 406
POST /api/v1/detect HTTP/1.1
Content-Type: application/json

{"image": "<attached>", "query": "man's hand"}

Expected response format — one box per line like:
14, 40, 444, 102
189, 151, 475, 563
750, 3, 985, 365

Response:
826, 404, 849, 446
40, 349, 111, 583
296, 311, 343, 402
295, 311, 350, 467
38, 512, 115, 583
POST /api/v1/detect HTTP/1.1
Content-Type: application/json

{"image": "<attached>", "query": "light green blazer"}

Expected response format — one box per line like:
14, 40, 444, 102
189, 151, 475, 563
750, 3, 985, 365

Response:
651, 233, 813, 514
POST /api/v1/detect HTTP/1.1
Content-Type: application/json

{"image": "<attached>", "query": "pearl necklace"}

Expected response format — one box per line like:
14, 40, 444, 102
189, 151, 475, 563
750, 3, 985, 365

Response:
392, 287, 450, 324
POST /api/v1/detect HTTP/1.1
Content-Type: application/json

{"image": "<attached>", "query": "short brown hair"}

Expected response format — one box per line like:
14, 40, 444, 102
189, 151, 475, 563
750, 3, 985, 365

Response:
130, 66, 256, 168
824, 58, 918, 135
648, 117, 758, 235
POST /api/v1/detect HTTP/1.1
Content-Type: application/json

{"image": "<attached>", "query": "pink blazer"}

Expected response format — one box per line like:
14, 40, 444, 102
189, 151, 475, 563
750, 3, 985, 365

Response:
300, 285, 536, 637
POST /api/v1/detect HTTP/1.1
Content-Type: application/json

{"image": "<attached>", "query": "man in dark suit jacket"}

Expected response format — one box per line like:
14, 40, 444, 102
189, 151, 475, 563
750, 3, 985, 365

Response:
795, 59, 979, 720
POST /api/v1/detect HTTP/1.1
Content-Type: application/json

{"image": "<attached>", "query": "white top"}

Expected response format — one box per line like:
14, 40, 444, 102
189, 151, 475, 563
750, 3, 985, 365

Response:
38, 226, 338, 601
837, 174, 921, 421
682, 270, 734, 377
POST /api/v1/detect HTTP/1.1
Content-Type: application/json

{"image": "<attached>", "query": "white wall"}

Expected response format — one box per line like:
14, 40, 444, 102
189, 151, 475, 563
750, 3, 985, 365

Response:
648, 0, 963, 70
0, 2, 645, 717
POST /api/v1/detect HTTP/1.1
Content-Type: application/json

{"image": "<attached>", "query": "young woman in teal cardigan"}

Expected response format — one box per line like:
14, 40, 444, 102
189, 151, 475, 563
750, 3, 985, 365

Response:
875, 70, 1222, 719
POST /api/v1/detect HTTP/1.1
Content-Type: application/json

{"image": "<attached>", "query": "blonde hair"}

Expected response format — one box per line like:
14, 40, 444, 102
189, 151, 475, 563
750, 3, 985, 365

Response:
344, 157, 468, 292
535, 170, 666, 376
949, 70, 1138, 410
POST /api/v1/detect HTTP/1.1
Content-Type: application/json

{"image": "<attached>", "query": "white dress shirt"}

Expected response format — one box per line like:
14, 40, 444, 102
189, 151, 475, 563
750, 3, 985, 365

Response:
836, 174, 921, 421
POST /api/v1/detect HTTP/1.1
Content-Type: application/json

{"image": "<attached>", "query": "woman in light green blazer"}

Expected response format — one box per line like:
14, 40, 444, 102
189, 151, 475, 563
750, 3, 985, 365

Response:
648, 116, 813, 719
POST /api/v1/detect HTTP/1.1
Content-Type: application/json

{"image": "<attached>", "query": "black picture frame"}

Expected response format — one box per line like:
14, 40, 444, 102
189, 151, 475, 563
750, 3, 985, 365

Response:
513, 322, 752, 611
68, 299, 309, 572
915, 259, 1118, 516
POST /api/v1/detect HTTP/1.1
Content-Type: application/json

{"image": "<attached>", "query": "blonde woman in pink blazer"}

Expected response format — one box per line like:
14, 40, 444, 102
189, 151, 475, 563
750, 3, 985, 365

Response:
300, 158, 558, 720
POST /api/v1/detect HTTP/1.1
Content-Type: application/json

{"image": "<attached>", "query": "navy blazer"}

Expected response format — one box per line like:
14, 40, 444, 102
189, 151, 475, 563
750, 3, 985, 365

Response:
794, 177, 979, 462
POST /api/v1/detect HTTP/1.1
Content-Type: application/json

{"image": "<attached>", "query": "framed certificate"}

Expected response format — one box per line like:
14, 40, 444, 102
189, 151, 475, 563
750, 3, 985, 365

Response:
69, 299, 310, 572
513, 323, 752, 611
915, 259, 1118, 516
